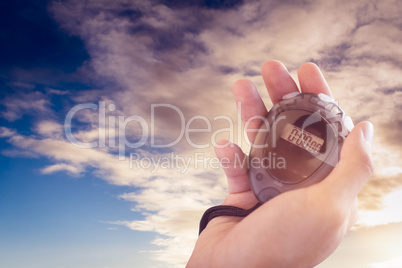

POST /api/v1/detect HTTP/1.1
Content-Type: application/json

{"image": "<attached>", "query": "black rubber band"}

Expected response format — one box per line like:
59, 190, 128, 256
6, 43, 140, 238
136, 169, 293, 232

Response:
199, 202, 262, 235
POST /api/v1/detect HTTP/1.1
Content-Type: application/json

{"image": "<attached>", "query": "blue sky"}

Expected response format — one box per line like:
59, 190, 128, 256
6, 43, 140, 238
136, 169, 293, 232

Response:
0, 1, 157, 267
1, 0, 402, 267
0, 142, 158, 267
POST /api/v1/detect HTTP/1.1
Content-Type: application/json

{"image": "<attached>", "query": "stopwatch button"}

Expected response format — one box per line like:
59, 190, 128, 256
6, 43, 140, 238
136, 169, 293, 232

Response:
256, 173, 264, 181
343, 116, 354, 132
282, 92, 300, 100
258, 187, 281, 202
318, 93, 335, 103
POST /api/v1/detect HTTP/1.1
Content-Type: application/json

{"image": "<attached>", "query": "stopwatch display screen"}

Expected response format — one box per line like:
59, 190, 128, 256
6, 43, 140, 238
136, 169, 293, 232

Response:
280, 123, 324, 154
261, 109, 334, 184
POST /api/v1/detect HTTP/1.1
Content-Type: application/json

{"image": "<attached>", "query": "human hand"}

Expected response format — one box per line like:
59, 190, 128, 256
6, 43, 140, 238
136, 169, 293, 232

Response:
187, 61, 374, 268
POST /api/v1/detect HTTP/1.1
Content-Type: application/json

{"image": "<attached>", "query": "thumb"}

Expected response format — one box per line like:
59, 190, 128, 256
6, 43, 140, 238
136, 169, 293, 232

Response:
322, 121, 374, 203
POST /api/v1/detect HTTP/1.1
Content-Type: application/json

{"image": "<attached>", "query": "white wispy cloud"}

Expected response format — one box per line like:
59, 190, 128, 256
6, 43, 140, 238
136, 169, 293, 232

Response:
35, 120, 64, 139
41, 163, 84, 175
0, 126, 16, 138
1, 91, 52, 121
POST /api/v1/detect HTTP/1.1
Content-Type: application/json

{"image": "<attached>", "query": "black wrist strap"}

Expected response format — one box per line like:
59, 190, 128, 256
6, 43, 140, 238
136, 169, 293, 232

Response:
199, 202, 262, 235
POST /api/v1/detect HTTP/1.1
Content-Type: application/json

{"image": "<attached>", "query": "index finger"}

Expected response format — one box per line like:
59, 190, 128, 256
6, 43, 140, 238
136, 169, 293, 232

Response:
261, 60, 299, 104
298, 63, 333, 97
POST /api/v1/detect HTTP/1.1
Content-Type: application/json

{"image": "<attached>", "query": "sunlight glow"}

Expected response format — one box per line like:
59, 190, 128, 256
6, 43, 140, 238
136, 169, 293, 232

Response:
369, 256, 402, 268
357, 189, 402, 227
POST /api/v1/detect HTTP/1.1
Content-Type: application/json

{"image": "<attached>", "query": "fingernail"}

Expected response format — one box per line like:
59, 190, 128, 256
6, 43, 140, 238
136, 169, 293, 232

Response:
362, 122, 374, 145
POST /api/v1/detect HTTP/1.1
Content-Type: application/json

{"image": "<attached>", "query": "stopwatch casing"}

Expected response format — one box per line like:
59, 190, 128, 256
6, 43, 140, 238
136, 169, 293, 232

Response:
248, 92, 353, 203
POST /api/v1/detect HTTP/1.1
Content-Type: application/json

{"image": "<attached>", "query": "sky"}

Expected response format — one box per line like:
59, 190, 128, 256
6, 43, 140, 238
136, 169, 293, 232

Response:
0, 0, 401, 267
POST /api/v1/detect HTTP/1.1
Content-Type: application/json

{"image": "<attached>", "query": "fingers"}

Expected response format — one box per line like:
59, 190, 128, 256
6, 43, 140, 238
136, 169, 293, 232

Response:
235, 61, 332, 143
232, 80, 268, 142
322, 121, 374, 204
298, 62, 333, 97
234, 60, 298, 142
214, 140, 251, 194
261, 61, 333, 104
261, 60, 299, 104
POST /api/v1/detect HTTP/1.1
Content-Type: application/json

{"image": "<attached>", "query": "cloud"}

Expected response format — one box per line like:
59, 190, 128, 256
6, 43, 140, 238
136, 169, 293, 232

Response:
35, 120, 64, 139
0, 91, 52, 121
41, 163, 83, 175
45, 87, 70, 95
357, 181, 402, 228
358, 175, 402, 211
112, 185, 226, 267
0, 127, 16, 138
6, 81, 36, 90
1, 0, 401, 266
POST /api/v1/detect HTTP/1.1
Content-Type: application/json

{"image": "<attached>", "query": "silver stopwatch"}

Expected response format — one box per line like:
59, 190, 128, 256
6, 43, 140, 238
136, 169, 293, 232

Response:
249, 92, 354, 203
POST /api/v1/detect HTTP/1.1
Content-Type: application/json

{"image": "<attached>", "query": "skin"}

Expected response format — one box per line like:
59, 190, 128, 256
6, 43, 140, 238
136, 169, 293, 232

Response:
187, 61, 374, 268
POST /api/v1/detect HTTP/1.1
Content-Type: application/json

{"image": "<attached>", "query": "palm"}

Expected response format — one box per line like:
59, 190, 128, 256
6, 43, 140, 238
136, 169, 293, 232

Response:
187, 61, 374, 268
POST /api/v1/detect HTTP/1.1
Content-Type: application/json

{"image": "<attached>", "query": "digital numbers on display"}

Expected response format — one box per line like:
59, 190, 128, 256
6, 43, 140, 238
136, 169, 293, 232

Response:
280, 123, 324, 153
